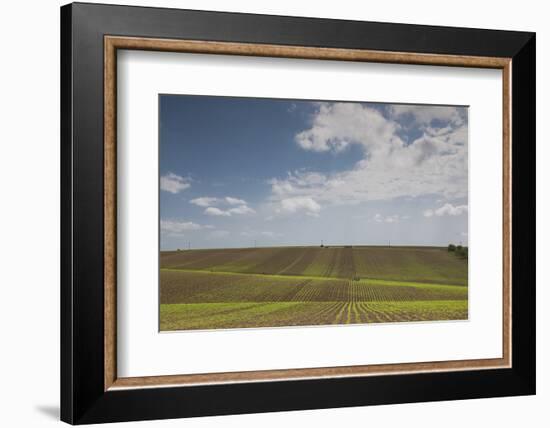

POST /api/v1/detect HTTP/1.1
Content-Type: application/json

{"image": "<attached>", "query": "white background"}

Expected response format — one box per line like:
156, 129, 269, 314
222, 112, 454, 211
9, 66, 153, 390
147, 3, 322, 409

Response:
0, 0, 546, 427
118, 51, 503, 377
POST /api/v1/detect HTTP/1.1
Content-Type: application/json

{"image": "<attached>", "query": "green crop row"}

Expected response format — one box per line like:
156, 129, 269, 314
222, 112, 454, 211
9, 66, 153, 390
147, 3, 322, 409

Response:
160, 300, 468, 331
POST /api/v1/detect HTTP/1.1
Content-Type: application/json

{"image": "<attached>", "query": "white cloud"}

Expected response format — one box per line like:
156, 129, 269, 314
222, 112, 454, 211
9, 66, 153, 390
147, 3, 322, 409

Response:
160, 219, 210, 236
228, 205, 256, 215
190, 197, 219, 207
424, 203, 468, 217
268, 102, 467, 206
389, 104, 465, 127
191, 196, 255, 216
204, 204, 255, 217
225, 197, 246, 205
204, 207, 232, 217
295, 103, 400, 153
160, 173, 190, 194
277, 197, 321, 217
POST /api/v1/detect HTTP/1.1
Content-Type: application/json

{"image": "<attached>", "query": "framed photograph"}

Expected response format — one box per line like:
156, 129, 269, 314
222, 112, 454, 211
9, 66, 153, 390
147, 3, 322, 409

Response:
61, 2, 535, 424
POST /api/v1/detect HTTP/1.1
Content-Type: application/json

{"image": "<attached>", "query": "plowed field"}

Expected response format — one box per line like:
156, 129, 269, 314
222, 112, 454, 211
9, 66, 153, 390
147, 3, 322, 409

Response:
160, 246, 468, 331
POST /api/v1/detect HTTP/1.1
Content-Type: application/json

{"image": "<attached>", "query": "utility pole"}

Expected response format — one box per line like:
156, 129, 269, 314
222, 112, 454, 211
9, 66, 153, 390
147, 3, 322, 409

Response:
188, 241, 190, 250
254, 240, 257, 248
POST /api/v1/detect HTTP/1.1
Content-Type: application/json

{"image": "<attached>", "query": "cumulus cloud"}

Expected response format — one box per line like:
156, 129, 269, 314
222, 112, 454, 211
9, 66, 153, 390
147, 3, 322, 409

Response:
160, 172, 190, 194
389, 104, 466, 127
204, 204, 255, 217
160, 219, 212, 236
204, 207, 232, 217
225, 197, 246, 205
424, 203, 468, 217
295, 103, 400, 153
190, 197, 219, 207
228, 205, 255, 215
191, 196, 256, 216
268, 102, 468, 207
276, 197, 321, 217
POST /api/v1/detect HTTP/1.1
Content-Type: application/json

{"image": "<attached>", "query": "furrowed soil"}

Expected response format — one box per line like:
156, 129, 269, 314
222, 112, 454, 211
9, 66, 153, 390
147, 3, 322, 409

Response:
160, 246, 468, 331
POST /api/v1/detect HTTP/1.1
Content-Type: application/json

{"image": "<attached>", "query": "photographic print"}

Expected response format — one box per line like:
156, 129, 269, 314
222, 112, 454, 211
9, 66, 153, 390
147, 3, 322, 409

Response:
159, 95, 468, 331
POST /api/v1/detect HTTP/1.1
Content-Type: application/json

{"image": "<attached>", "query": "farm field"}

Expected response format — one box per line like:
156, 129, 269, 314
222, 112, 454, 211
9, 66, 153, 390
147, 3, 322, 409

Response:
159, 246, 468, 331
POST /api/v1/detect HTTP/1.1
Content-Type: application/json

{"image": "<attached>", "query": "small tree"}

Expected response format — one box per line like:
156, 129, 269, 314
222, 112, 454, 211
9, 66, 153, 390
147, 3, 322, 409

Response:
448, 244, 456, 252
456, 246, 468, 259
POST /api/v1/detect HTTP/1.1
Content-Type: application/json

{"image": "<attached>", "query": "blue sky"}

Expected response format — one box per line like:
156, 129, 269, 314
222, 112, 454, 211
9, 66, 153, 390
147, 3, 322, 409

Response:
160, 95, 468, 250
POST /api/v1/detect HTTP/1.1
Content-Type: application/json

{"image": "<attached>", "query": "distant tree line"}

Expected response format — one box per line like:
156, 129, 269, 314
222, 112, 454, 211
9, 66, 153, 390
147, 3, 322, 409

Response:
448, 243, 468, 259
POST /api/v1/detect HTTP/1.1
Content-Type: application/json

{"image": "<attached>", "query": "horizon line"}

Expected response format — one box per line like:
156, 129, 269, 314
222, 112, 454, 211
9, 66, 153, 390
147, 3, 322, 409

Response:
160, 243, 467, 252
